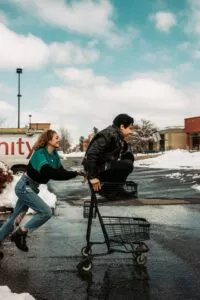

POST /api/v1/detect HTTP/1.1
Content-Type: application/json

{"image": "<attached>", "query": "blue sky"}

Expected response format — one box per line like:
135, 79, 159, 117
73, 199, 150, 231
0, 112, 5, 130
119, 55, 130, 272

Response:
0, 0, 200, 144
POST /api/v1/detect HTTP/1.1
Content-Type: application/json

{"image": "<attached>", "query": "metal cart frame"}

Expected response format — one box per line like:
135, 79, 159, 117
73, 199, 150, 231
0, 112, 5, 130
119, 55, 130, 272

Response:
77, 181, 150, 274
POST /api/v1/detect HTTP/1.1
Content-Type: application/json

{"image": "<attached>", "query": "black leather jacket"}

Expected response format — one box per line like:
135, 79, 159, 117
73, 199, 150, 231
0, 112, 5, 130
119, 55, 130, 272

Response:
82, 125, 133, 179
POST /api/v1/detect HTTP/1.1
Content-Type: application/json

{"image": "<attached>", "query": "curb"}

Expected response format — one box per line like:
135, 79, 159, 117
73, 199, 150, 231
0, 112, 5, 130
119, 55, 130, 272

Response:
68, 197, 200, 206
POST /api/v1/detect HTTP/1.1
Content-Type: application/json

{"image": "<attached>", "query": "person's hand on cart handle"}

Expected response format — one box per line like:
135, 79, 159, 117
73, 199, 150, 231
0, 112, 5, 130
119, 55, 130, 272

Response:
90, 178, 101, 191
75, 170, 88, 183
76, 170, 85, 176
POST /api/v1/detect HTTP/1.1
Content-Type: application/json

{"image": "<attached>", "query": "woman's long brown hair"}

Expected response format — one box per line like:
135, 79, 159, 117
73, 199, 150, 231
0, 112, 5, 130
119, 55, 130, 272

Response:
33, 129, 57, 150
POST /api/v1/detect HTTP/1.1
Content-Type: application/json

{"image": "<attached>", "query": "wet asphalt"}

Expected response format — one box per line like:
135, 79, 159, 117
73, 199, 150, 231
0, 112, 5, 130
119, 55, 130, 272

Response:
0, 167, 200, 300
48, 166, 200, 201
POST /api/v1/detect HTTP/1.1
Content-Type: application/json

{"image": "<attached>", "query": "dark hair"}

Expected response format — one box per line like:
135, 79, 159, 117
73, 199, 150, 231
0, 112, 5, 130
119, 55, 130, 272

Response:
113, 114, 134, 128
33, 129, 57, 150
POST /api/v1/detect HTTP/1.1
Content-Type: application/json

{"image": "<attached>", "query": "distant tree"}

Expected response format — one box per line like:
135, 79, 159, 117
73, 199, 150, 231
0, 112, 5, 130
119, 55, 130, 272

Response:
79, 136, 85, 152
59, 127, 71, 153
128, 119, 158, 153
93, 126, 99, 135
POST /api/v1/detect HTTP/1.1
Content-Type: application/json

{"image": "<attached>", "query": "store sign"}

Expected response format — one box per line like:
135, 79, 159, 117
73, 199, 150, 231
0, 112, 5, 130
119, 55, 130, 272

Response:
0, 135, 38, 159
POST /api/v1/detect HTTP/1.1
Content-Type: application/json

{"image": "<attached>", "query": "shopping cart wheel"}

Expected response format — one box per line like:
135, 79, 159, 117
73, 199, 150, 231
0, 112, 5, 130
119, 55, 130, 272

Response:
135, 253, 147, 266
81, 246, 92, 258
77, 258, 93, 273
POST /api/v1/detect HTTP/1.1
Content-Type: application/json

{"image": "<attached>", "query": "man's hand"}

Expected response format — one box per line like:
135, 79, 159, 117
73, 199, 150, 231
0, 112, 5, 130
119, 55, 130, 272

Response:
90, 178, 101, 191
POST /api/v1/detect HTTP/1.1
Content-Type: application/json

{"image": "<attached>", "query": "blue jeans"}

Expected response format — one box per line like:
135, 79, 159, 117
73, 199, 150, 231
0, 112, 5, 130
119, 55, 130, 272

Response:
0, 175, 52, 241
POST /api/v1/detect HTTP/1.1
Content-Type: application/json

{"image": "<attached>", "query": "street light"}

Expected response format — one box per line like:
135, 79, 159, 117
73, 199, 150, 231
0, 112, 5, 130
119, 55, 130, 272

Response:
16, 68, 23, 128
29, 114, 32, 129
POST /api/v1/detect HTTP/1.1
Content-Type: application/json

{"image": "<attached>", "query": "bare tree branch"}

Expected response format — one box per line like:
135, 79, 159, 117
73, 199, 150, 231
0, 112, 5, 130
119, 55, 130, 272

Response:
59, 127, 71, 153
128, 119, 158, 153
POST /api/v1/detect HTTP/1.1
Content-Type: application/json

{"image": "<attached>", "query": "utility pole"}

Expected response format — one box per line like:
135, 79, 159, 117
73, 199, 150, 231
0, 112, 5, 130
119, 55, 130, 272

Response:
29, 114, 32, 129
16, 68, 23, 128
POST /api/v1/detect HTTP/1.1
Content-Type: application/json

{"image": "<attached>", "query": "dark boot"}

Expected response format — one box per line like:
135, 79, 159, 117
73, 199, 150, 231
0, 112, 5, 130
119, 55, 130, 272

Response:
98, 183, 118, 201
10, 228, 29, 252
117, 186, 137, 199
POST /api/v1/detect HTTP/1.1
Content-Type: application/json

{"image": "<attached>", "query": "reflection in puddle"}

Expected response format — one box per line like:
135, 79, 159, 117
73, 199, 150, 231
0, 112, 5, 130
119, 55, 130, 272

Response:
78, 264, 150, 300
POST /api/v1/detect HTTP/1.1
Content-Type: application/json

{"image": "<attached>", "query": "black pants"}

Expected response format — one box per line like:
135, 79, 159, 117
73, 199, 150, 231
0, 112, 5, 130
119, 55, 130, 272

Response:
98, 159, 133, 184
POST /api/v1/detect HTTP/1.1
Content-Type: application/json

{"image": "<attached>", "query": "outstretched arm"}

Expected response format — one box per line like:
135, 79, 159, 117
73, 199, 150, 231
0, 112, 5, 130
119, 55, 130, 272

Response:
40, 165, 80, 181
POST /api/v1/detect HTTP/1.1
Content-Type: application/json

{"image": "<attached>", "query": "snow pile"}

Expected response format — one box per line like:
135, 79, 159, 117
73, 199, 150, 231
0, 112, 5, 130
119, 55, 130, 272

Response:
0, 176, 57, 211
0, 286, 35, 300
135, 152, 162, 157
192, 184, 200, 191
192, 174, 200, 179
135, 149, 200, 169
0, 161, 9, 172
165, 172, 183, 179
64, 151, 85, 158
62, 149, 200, 168
0, 161, 13, 194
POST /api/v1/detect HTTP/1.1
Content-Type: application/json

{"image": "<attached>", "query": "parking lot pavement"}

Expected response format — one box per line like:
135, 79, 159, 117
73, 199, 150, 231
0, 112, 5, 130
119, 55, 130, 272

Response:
0, 203, 200, 300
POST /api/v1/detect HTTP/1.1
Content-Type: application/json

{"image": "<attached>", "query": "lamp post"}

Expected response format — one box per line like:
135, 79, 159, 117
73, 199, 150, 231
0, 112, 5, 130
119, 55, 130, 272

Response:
16, 68, 23, 128
29, 114, 32, 129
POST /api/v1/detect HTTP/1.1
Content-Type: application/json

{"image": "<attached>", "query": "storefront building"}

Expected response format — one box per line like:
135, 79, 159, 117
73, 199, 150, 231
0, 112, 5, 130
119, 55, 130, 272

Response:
152, 127, 187, 151
185, 116, 200, 150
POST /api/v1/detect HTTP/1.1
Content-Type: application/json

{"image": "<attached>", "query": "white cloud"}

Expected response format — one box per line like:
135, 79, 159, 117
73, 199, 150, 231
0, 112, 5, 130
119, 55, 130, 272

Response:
177, 40, 200, 61
54, 67, 111, 87
3, 67, 198, 144
87, 40, 99, 47
43, 87, 91, 123
155, 0, 166, 8
20, 111, 54, 126
178, 62, 192, 72
0, 10, 8, 25
50, 42, 99, 65
105, 25, 138, 48
0, 101, 16, 118
186, 0, 200, 34
0, 22, 100, 70
8, 0, 114, 35
144, 50, 171, 63
7, 0, 138, 48
0, 83, 12, 94
150, 11, 177, 32
177, 42, 191, 51
33, 67, 190, 142
192, 49, 200, 59
0, 22, 49, 69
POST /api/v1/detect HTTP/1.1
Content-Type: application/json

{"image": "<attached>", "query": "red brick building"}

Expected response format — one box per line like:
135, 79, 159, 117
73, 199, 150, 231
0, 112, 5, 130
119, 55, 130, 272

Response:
184, 116, 200, 150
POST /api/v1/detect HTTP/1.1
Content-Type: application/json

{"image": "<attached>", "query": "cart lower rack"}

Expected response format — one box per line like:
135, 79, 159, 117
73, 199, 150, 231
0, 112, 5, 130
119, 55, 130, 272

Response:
77, 181, 150, 274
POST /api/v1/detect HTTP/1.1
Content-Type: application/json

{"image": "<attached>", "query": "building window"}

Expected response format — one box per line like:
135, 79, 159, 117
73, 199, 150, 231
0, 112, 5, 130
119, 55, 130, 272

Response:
191, 134, 200, 150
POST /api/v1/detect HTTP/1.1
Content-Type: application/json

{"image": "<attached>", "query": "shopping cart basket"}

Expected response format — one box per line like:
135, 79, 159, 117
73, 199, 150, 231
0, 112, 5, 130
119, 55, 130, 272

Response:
77, 181, 150, 274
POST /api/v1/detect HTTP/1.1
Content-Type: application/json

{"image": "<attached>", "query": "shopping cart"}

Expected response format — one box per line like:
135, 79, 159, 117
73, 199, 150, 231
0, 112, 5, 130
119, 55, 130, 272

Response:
77, 181, 150, 274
